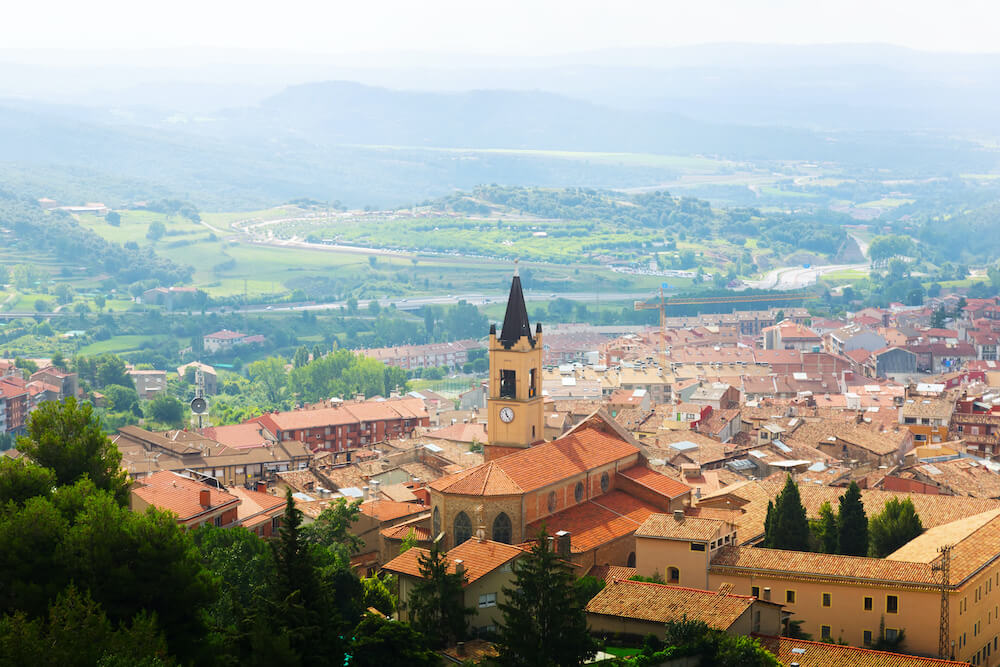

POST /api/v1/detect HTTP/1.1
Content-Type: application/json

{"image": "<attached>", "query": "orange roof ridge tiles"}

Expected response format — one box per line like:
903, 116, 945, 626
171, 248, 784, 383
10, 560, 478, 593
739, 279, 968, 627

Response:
525, 490, 660, 553
711, 545, 938, 588
430, 416, 639, 497
617, 465, 691, 499
131, 471, 240, 520
585, 578, 762, 631
381, 538, 524, 585
753, 634, 972, 667
358, 500, 429, 522
635, 513, 730, 541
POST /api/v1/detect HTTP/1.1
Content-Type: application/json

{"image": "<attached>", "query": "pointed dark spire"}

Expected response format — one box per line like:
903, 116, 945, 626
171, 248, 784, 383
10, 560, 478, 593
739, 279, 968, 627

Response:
499, 274, 534, 349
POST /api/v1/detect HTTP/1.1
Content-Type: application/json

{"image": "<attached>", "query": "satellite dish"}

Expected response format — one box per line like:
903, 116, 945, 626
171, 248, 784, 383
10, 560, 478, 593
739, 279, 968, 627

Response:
190, 397, 208, 415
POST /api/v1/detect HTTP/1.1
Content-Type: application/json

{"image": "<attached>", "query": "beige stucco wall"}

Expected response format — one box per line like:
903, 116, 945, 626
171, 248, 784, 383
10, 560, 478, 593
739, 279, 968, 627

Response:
710, 571, 942, 655
635, 535, 713, 590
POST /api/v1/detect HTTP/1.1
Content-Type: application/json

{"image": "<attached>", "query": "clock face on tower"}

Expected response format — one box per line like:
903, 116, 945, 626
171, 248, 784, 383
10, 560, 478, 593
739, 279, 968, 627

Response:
499, 407, 515, 423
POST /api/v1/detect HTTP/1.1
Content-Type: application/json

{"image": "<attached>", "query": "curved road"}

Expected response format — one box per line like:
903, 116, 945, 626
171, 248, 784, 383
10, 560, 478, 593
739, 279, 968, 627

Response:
745, 263, 868, 291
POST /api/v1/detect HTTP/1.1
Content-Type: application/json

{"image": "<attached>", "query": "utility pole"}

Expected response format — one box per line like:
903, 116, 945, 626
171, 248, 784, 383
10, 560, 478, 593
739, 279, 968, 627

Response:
933, 544, 952, 659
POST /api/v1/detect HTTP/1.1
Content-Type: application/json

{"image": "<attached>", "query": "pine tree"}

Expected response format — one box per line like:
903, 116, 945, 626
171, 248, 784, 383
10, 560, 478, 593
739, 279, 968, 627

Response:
763, 475, 810, 551
496, 529, 597, 667
837, 482, 868, 556
869, 497, 924, 557
407, 540, 472, 647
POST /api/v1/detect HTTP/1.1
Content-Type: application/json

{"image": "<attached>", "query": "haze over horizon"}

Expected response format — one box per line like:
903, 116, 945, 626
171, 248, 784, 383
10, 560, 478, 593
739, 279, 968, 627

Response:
4, 0, 1000, 62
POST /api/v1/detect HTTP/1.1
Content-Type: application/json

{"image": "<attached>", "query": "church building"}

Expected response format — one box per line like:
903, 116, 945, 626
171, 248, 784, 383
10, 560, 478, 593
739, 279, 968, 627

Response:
426, 272, 693, 570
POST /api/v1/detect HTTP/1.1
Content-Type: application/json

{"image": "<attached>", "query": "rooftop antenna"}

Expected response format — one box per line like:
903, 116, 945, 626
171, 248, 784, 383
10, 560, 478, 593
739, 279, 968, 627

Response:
932, 544, 952, 659
513, 258, 519, 277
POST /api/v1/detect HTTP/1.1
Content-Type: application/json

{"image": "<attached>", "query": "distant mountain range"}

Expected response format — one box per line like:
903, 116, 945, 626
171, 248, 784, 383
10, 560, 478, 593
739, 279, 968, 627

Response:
0, 43, 998, 209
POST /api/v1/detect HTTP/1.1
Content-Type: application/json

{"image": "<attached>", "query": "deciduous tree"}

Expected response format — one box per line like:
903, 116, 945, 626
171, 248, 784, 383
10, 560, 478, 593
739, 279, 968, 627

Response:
17, 398, 130, 504
869, 497, 924, 557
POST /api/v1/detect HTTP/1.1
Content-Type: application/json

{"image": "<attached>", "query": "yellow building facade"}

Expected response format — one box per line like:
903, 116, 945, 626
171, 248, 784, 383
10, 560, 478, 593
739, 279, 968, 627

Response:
485, 273, 545, 461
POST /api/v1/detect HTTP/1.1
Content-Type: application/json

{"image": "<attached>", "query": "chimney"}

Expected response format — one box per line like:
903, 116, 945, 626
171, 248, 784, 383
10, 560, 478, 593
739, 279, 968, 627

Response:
456, 642, 466, 657
257, 481, 267, 493
555, 530, 571, 559
454, 559, 464, 576
362, 485, 369, 500
199, 489, 211, 508
673, 509, 684, 522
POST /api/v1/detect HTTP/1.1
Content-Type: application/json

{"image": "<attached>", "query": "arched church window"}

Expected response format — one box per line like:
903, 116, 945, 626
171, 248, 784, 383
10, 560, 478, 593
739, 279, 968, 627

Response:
574, 481, 584, 503
454, 511, 472, 546
492, 512, 512, 544
600, 472, 610, 493
432, 506, 441, 538
547, 491, 557, 513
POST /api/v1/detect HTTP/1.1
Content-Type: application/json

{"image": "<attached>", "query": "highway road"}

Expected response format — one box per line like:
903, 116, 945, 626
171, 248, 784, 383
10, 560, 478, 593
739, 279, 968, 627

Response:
744, 263, 868, 291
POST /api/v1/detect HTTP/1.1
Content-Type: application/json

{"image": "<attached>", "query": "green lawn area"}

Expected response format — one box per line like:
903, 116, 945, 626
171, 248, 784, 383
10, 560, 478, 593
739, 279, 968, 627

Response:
77, 335, 169, 355
603, 647, 642, 657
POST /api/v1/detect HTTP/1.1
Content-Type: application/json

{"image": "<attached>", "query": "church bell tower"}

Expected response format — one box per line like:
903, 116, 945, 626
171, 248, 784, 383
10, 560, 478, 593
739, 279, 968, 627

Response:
485, 270, 545, 462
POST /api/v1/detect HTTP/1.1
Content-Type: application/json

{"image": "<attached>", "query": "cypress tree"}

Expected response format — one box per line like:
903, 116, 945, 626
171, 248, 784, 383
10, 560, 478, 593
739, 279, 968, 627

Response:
407, 540, 472, 647
763, 475, 810, 551
837, 482, 868, 556
497, 529, 597, 667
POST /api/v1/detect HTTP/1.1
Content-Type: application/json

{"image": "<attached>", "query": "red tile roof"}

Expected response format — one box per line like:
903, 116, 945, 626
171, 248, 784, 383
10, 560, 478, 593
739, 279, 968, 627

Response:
201, 422, 271, 448
424, 421, 488, 444
586, 579, 758, 630
587, 564, 637, 583
754, 635, 971, 667
525, 490, 661, 553
381, 538, 522, 585
617, 465, 691, 500
230, 486, 284, 525
358, 500, 428, 522
430, 417, 639, 496
131, 471, 239, 521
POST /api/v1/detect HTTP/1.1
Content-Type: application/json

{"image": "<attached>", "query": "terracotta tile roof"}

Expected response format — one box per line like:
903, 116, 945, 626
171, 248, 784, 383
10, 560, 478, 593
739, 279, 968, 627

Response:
131, 471, 239, 521
617, 465, 691, 499
200, 422, 272, 448
635, 513, 729, 541
205, 329, 246, 340
525, 490, 660, 553
711, 545, 937, 588
358, 500, 428, 522
587, 564, 638, 583
696, 478, 1000, 545
585, 579, 757, 631
380, 522, 431, 541
754, 635, 971, 667
381, 538, 523, 585
230, 485, 285, 525
430, 417, 639, 496
424, 421, 487, 444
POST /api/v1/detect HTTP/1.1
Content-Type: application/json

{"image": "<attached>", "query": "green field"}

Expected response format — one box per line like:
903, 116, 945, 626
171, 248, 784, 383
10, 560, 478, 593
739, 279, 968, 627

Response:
72, 208, 671, 301
77, 335, 170, 355
858, 198, 915, 208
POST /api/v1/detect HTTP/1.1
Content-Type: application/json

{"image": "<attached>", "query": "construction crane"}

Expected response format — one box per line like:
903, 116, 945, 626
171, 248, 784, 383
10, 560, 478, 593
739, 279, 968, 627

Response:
634, 286, 819, 357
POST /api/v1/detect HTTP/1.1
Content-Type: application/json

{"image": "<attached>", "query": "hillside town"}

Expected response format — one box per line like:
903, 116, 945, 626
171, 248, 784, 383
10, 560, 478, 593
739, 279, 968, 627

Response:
0, 274, 991, 664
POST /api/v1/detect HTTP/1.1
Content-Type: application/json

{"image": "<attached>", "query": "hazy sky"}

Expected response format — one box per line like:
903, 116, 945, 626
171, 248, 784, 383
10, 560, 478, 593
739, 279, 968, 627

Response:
2, 0, 998, 60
